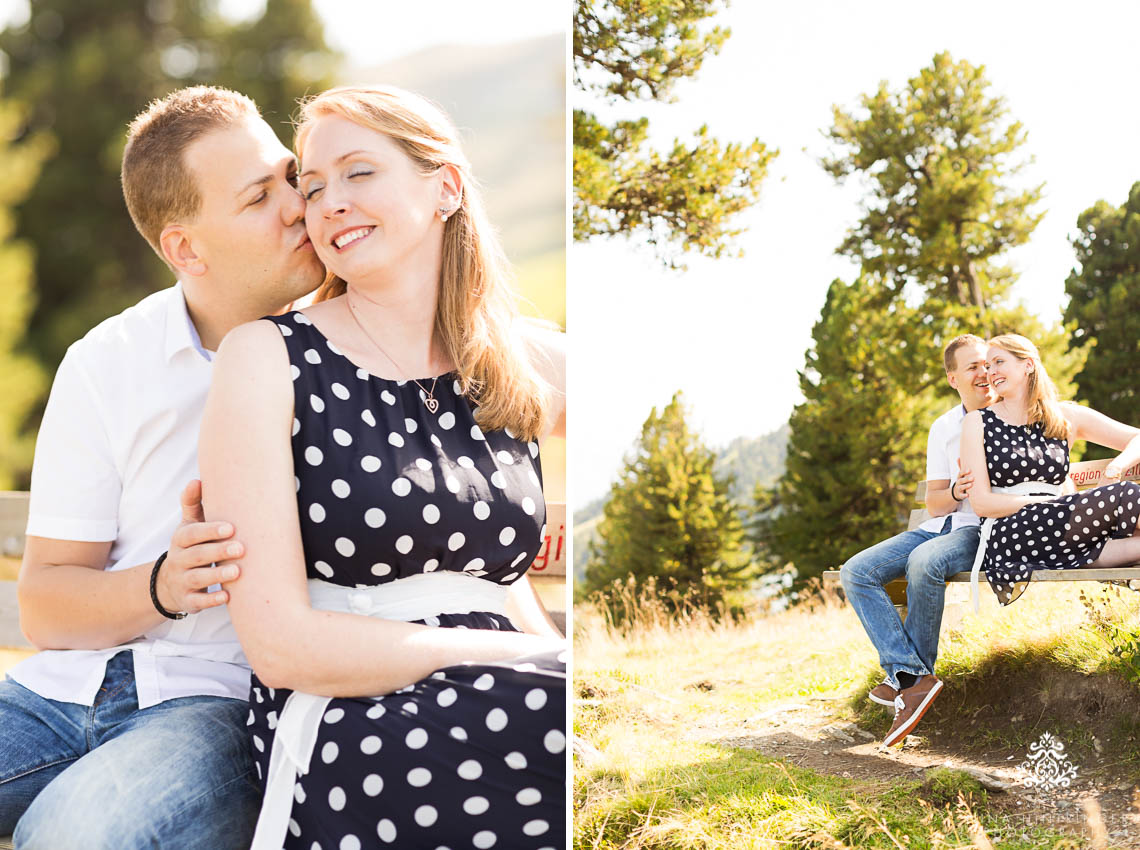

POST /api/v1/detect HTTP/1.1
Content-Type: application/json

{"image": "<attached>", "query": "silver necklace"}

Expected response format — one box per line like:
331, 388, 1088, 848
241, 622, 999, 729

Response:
345, 289, 440, 413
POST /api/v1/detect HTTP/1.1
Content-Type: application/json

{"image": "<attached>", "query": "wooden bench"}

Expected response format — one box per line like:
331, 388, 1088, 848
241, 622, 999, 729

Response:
823, 458, 1140, 606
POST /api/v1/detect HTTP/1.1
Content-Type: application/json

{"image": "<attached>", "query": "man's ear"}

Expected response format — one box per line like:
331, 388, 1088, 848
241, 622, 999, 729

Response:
160, 224, 207, 277
437, 164, 463, 214
946, 372, 959, 391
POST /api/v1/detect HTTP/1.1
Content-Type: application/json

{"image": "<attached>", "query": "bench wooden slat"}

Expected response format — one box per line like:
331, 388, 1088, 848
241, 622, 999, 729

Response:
0, 492, 30, 559
0, 582, 27, 648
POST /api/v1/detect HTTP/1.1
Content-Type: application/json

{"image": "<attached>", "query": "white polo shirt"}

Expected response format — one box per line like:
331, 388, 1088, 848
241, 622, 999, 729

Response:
918, 404, 981, 533
8, 283, 250, 708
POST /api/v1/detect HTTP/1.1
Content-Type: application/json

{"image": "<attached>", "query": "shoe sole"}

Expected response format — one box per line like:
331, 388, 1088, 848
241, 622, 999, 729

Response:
883, 680, 943, 748
868, 692, 896, 707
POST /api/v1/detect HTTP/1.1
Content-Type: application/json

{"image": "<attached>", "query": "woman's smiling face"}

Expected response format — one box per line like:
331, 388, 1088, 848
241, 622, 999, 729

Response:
298, 115, 446, 283
986, 344, 1031, 397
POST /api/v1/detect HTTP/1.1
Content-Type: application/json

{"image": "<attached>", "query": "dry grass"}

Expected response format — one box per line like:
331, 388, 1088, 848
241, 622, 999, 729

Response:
574, 578, 1139, 849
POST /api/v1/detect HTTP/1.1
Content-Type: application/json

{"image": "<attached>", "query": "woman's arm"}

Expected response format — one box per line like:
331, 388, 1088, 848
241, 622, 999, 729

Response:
199, 320, 556, 698
1065, 404, 1140, 479
505, 574, 563, 638
960, 411, 1052, 518
518, 318, 565, 442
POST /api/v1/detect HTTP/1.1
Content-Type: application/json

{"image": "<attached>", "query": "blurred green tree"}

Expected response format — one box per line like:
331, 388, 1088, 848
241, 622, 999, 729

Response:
573, 0, 773, 268
0, 94, 53, 486
583, 391, 753, 617
0, 0, 337, 479
1064, 183, 1140, 459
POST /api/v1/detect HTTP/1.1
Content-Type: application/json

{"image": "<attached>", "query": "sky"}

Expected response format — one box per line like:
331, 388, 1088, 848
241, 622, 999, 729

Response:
570, 0, 1140, 507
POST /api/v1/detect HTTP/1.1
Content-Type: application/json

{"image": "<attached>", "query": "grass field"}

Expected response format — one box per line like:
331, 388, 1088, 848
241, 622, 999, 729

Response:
574, 580, 1140, 848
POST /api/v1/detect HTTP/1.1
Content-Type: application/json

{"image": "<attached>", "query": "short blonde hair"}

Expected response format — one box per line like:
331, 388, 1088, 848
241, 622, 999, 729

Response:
944, 333, 986, 373
122, 86, 260, 259
988, 333, 1069, 440
295, 85, 550, 441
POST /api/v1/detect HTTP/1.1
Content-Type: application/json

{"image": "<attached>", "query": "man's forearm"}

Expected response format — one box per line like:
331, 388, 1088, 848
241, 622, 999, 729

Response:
926, 484, 958, 517
18, 561, 165, 650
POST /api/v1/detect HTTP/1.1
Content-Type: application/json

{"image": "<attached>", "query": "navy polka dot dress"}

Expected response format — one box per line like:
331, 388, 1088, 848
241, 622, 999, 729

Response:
980, 407, 1140, 605
246, 311, 566, 850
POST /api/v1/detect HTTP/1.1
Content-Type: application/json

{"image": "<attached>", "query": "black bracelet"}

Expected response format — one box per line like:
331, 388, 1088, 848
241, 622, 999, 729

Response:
951, 483, 962, 502
150, 551, 187, 620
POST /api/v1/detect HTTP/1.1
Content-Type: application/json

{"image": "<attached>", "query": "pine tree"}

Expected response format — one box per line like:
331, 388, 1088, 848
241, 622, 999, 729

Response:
1064, 182, 1140, 459
583, 392, 752, 616
822, 51, 1042, 314
573, 0, 773, 268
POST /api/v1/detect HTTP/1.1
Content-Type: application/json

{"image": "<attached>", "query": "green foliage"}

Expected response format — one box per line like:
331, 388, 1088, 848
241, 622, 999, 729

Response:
0, 0, 337, 457
583, 391, 753, 617
1064, 182, 1140, 459
0, 94, 52, 486
1080, 587, 1140, 686
573, 0, 773, 268
823, 52, 1042, 311
574, 0, 729, 101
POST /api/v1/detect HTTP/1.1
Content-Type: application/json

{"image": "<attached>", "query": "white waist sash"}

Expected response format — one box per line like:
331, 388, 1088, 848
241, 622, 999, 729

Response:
969, 481, 1065, 612
250, 572, 510, 850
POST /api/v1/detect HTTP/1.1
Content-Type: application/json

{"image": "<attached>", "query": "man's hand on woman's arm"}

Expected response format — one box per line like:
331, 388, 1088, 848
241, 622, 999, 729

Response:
17, 479, 242, 650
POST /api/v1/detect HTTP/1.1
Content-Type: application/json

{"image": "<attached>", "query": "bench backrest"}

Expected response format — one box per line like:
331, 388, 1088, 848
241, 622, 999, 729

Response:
908, 458, 1140, 531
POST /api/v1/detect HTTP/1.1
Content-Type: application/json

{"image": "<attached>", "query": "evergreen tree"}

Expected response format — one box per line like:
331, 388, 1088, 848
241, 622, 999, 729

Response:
583, 392, 752, 615
823, 52, 1042, 314
573, 0, 773, 268
0, 94, 52, 485
0, 0, 337, 425
1064, 182, 1140, 459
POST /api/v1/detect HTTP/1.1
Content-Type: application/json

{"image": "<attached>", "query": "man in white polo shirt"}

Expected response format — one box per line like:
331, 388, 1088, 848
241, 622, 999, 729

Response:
840, 334, 995, 748
0, 87, 323, 848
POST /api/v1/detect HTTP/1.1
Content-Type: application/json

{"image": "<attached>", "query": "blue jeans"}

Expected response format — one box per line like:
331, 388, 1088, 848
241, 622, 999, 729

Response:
839, 519, 980, 688
0, 651, 259, 849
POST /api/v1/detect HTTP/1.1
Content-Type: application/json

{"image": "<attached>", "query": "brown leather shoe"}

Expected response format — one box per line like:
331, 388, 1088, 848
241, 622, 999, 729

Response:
868, 681, 898, 707
883, 675, 942, 747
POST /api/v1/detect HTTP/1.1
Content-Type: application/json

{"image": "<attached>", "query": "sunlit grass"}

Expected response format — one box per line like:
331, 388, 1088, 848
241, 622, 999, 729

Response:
575, 578, 1139, 848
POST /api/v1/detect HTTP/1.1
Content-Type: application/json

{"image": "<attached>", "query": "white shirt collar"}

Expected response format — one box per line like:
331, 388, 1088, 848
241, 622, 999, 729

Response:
164, 281, 213, 363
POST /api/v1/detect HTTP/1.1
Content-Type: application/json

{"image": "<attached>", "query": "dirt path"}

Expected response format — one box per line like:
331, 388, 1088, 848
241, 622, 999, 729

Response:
695, 696, 1140, 848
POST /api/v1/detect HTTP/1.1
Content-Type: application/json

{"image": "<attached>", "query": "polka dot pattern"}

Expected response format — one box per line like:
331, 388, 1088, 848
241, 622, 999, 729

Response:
979, 408, 1140, 605
249, 313, 565, 850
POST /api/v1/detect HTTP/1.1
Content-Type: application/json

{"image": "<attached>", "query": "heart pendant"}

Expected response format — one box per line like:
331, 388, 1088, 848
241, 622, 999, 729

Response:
425, 397, 439, 414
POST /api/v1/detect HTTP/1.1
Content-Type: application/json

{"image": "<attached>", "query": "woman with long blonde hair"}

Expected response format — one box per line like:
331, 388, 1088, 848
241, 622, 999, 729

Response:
960, 334, 1140, 608
199, 85, 566, 850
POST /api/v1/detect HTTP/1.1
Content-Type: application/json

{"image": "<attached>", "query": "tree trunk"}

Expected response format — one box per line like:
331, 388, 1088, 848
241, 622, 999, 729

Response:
964, 259, 985, 311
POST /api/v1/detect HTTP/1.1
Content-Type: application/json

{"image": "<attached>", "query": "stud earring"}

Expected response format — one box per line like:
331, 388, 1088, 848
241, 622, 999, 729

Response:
438, 206, 452, 222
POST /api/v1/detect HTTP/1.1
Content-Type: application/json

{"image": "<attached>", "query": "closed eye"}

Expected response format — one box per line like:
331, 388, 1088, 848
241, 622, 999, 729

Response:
248, 191, 267, 206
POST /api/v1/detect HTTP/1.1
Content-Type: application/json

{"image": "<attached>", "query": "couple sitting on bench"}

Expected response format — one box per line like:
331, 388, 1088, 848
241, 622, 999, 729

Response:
0, 85, 566, 849
841, 333, 1140, 748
